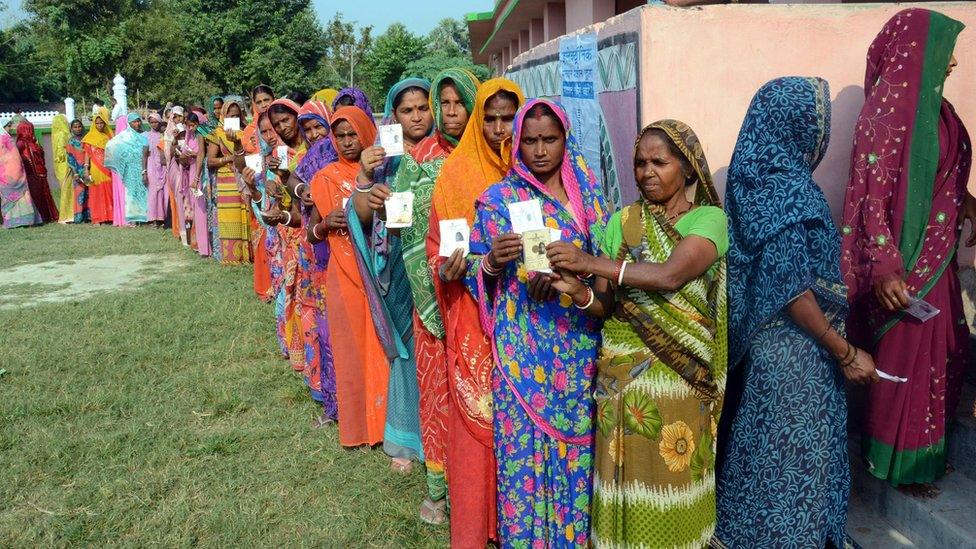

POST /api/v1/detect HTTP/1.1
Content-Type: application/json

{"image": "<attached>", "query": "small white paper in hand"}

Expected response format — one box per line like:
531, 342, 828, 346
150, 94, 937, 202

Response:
439, 219, 470, 257
276, 145, 289, 167
244, 154, 263, 173
379, 124, 405, 157
385, 192, 414, 228
508, 199, 545, 234
223, 117, 240, 132
342, 197, 349, 209
904, 294, 940, 322
877, 369, 908, 383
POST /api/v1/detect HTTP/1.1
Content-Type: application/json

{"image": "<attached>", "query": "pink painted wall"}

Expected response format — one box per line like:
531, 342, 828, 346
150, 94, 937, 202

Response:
639, 3, 975, 220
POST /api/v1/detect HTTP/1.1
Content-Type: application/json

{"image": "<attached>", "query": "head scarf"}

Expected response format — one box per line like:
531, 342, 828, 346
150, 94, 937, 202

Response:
265, 98, 304, 149
374, 77, 432, 184
637, 120, 720, 207
51, 114, 71, 182
147, 111, 162, 127
508, 98, 594, 233
207, 95, 224, 120
312, 88, 340, 108
243, 87, 274, 155
294, 100, 338, 185
105, 112, 149, 178
332, 87, 374, 120
726, 76, 839, 365
841, 8, 968, 317
82, 106, 113, 149
433, 77, 524, 223
330, 106, 378, 165
430, 68, 480, 146
171, 105, 185, 117
15, 120, 46, 178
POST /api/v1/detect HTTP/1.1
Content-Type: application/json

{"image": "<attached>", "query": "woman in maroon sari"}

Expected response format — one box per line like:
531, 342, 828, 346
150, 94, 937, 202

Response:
841, 8, 974, 497
15, 120, 59, 223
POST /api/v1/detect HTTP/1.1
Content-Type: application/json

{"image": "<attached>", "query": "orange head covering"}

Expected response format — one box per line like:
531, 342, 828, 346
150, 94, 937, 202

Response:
432, 78, 525, 222
329, 106, 377, 166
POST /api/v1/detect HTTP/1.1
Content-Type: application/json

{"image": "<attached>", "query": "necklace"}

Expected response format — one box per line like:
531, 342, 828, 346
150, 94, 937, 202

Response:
665, 202, 693, 222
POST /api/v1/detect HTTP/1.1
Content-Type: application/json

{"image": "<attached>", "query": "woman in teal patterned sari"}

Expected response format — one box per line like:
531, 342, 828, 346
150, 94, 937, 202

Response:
717, 77, 878, 547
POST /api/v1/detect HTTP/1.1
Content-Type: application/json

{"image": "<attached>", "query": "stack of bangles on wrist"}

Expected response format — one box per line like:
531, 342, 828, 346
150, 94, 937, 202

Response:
574, 286, 595, 310
355, 183, 374, 193
482, 255, 502, 276
838, 340, 858, 367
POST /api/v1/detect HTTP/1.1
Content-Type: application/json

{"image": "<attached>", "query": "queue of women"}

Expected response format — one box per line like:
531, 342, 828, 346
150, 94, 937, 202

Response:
1, 8, 972, 548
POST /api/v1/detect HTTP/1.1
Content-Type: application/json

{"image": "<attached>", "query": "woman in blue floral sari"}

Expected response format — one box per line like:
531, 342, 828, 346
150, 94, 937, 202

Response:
717, 77, 878, 547
467, 99, 608, 547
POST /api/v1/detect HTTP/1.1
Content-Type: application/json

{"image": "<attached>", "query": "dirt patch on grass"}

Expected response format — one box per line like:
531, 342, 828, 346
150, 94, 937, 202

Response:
0, 253, 187, 310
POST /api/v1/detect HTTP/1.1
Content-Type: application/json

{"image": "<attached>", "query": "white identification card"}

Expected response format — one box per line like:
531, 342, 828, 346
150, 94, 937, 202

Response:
877, 369, 908, 383
378, 124, 405, 157
385, 192, 414, 228
508, 199, 545, 234
276, 145, 289, 167
244, 154, 263, 173
223, 117, 240, 132
439, 218, 470, 257
175, 123, 185, 133
905, 294, 940, 322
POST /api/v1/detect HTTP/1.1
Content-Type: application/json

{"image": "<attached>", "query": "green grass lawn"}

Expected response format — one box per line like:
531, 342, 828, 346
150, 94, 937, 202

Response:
0, 224, 447, 547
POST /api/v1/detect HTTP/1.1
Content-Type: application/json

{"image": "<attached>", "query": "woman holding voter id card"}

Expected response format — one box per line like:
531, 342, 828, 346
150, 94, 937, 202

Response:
841, 9, 974, 499
427, 77, 525, 548
543, 118, 728, 547
467, 98, 608, 548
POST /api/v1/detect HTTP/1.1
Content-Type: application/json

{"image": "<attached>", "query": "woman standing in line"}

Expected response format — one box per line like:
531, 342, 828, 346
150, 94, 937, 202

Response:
63, 119, 91, 224
15, 120, 58, 223
717, 77, 877, 547
841, 8, 973, 498
83, 107, 114, 225
467, 99, 608, 547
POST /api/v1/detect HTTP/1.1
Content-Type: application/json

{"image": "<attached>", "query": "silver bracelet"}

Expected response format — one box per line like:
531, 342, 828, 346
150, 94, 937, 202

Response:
355, 184, 374, 194
282, 211, 292, 226
574, 286, 595, 310
312, 223, 323, 240
294, 183, 306, 196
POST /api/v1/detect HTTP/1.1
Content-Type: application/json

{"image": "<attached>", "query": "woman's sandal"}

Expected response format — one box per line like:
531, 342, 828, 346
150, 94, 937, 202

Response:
390, 458, 413, 474
419, 497, 447, 525
311, 414, 335, 429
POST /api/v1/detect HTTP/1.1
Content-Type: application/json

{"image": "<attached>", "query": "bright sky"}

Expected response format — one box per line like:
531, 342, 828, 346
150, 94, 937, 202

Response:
2, 1, 495, 34
313, 1, 490, 34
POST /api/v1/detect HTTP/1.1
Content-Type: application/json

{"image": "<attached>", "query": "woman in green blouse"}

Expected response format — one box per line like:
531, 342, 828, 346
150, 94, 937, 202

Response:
547, 120, 727, 547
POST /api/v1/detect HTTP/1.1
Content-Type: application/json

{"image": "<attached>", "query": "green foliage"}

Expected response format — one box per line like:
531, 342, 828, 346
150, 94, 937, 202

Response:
1, 4, 486, 110
401, 53, 491, 84
361, 23, 426, 110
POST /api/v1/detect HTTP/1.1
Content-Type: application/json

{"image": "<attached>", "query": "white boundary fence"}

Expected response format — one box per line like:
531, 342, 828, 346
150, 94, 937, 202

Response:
0, 110, 60, 129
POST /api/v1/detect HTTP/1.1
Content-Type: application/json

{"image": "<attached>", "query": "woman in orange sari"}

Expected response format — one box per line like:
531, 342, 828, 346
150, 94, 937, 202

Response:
427, 77, 524, 547
309, 106, 389, 447
245, 85, 276, 295
82, 107, 114, 224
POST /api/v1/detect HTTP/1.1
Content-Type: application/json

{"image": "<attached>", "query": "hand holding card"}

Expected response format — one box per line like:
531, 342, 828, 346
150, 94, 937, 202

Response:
223, 117, 240, 132
385, 192, 414, 228
439, 219, 470, 257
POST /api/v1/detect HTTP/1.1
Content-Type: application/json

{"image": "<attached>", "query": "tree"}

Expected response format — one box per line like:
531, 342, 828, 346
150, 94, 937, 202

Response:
426, 18, 470, 57
400, 53, 490, 84
361, 23, 425, 109
321, 12, 372, 90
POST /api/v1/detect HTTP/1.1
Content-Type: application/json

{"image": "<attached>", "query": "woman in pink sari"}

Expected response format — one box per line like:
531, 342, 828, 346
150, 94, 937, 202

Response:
841, 8, 973, 497
145, 112, 167, 225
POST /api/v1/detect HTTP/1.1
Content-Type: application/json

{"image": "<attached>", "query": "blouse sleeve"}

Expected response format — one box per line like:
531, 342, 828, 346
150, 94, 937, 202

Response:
677, 206, 730, 258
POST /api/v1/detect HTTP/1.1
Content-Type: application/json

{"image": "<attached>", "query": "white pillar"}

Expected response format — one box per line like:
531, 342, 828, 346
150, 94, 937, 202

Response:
64, 98, 75, 121
112, 73, 128, 118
